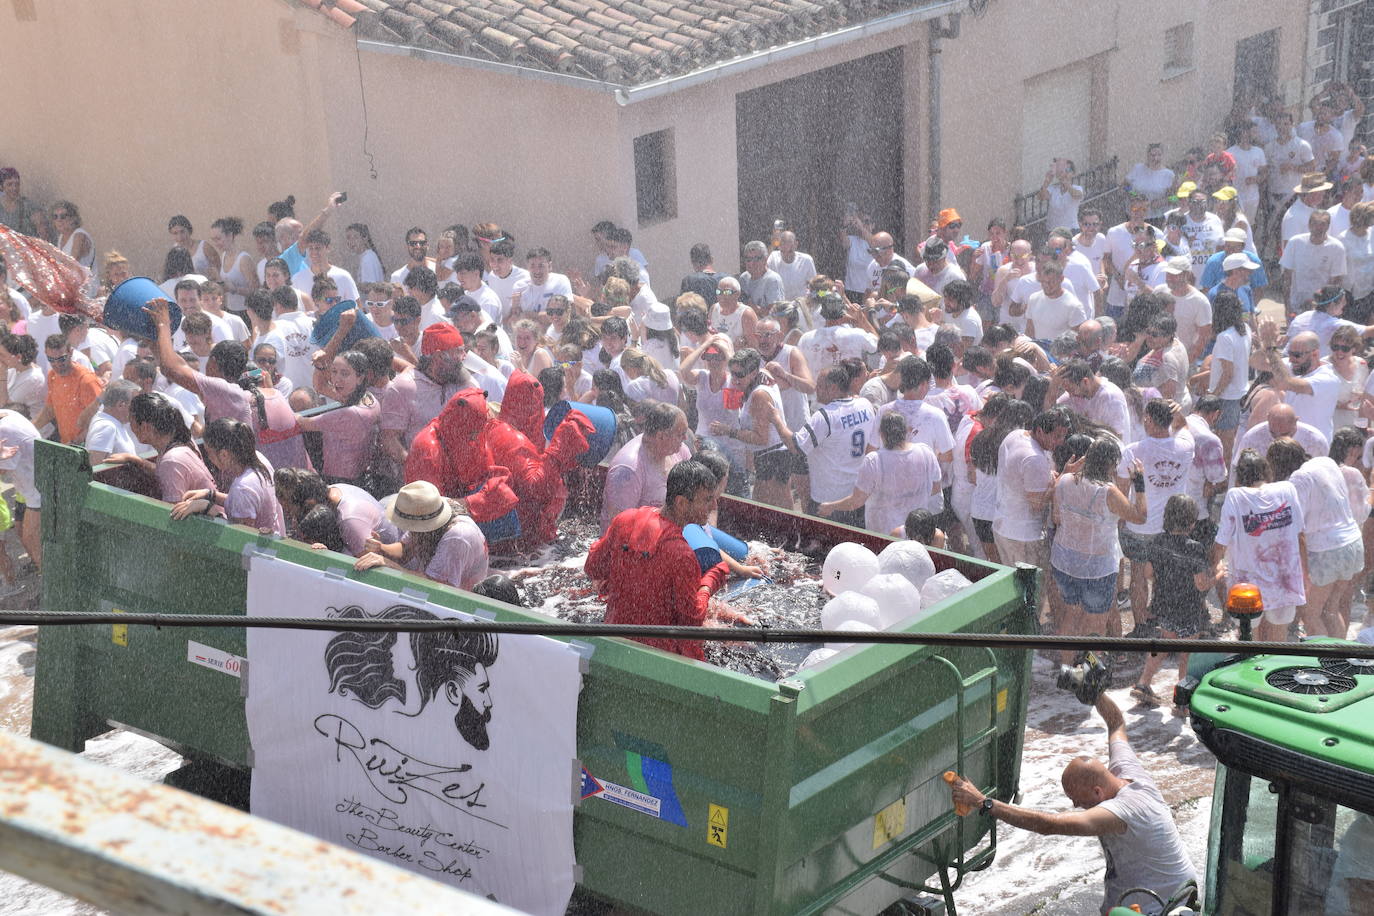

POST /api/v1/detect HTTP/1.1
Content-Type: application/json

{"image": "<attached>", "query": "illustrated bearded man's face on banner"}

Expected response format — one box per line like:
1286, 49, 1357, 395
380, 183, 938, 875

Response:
324, 606, 500, 751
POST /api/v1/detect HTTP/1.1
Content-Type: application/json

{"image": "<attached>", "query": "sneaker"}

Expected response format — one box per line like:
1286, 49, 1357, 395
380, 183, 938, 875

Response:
1131, 683, 1162, 707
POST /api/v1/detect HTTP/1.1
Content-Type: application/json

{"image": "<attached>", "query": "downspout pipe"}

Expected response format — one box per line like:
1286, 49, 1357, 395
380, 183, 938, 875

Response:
927, 13, 961, 223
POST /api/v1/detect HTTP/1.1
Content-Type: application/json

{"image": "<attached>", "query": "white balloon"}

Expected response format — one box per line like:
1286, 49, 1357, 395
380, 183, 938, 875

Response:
859, 573, 924, 629
921, 569, 974, 609
877, 540, 937, 592
821, 542, 879, 596
821, 591, 882, 632
827, 619, 876, 651
798, 647, 840, 670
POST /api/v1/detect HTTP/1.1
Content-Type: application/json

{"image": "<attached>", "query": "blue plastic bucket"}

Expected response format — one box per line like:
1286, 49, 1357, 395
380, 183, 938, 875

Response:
682, 523, 723, 574
310, 299, 382, 350
543, 401, 617, 467
476, 509, 521, 544
707, 525, 749, 562
103, 277, 183, 339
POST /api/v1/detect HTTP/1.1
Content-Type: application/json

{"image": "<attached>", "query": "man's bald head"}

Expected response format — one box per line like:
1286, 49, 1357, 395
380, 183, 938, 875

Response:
1010, 239, 1033, 259
1077, 319, 1104, 352
1267, 403, 1298, 438
1061, 756, 1123, 809
871, 232, 896, 265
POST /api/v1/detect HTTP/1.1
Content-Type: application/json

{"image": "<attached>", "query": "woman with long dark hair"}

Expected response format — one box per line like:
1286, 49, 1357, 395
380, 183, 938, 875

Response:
968, 398, 1034, 562
1051, 437, 1146, 656
275, 466, 399, 556
210, 217, 257, 315
171, 418, 285, 534
345, 222, 385, 284
294, 350, 380, 485
109, 392, 215, 503
1204, 288, 1252, 462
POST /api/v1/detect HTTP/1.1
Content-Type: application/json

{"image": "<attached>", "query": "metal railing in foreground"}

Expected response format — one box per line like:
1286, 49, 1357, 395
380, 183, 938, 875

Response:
7, 608, 1373, 660
0, 729, 514, 915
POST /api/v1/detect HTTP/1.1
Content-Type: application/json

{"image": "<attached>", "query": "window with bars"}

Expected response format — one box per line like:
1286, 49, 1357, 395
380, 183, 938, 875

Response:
1163, 22, 1195, 79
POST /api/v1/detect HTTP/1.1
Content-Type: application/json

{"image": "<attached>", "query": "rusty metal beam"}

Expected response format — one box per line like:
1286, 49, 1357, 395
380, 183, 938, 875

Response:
0, 730, 516, 914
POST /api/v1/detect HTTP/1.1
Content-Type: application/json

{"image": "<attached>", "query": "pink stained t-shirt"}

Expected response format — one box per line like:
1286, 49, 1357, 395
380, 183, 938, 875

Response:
193, 372, 253, 428
310, 395, 381, 480
380, 369, 462, 452
255, 386, 311, 472
406, 516, 489, 590
155, 443, 215, 503
332, 483, 400, 556
224, 457, 286, 535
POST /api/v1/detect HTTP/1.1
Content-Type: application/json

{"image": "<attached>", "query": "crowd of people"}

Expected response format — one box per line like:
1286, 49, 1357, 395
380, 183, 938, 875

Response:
0, 83, 1371, 695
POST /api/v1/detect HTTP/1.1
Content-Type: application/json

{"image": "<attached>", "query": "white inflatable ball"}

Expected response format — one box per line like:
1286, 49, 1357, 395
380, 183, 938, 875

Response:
877, 540, 937, 592
859, 573, 924, 629
827, 619, 877, 652
798, 647, 840, 670
921, 568, 974, 609
821, 542, 880, 596
821, 591, 882, 632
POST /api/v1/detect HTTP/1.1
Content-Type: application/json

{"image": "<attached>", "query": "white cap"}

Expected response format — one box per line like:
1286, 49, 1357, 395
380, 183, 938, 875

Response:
1162, 255, 1192, 276
644, 301, 673, 332
1222, 252, 1257, 272
1223, 227, 1248, 244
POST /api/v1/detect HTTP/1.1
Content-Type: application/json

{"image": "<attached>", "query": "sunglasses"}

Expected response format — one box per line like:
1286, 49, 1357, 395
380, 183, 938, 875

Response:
728, 369, 749, 379
557, 359, 581, 369
364, 300, 388, 309
49, 354, 69, 363
256, 356, 278, 365
1331, 343, 1357, 353
703, 354, 724, 362
545, 308, 567, 316
717, 288, 737, 295
923, 254, 944, 261
868, 245, 894, 255
945, 221, 962, 229
407, 240, 427, 248
52, 212, 70, 220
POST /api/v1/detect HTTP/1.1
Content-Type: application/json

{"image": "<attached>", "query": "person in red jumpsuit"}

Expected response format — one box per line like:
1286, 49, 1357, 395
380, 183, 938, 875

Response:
497, 370, 549, 450
405, 383, 593, 546
585, 460, 733, 661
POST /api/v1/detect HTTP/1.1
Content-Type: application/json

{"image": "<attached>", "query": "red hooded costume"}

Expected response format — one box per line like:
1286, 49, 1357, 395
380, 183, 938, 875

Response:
405, 386, 594, 545
498, 371, 549, 450
585, 506, 730, 661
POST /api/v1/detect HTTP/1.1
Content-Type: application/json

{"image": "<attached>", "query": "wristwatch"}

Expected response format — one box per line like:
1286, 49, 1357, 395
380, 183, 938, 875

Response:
978, 798, 995, 818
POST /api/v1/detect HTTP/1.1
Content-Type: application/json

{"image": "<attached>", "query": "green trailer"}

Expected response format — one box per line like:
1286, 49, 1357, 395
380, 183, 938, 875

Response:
31, 440, 1038, 915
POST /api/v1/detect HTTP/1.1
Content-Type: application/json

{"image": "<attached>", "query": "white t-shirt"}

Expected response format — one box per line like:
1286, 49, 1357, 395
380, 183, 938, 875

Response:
914, 260, 966, 294
1216, 481, 1306, 609
1328, 204, 1355, 239
1208, 327, 1251, 399
271, 310, 318, 389
1119, 432, 1195, 534
356, 248, 384, 284
796, 325, 878, 378
1182, 212, 1226, 272
0, 409, 41, 506
1155, 285, 1212, 357
1290, 456, 1361, 553
483, 265, 532, 322
766, 250, 818, 300
1226, 144, 1268, 213
876, 398, 956, 468
6, 365, 45, 419
844, 235, 872, 293
1058, 379, 1132, 442
1281, 199, 1318, 245
1279, 234, 1347, 310
1184, 414, 1227, 517
1025, 288, 1087, 340
793, 397, 877, 502
84, 409, 138, 457
993, 429, 1052, 542
291, 264, 358, 302
1124, 164, 1176, 216
25, 310, 62, 371
1298, 120, 1348, 168
855, 444, 942, 532
1231, 421, 1330, 481
1338, 229, 1374, 299
1073, 232, 1110, 274
1282, 362, 1342, 441
515, 272, 573, 314
1286, 309, 1357, 357
1045, 183, 1084, 230
1097, 740, 1200, 915
1264, 135, 1315, 196
866, 254, 917, 291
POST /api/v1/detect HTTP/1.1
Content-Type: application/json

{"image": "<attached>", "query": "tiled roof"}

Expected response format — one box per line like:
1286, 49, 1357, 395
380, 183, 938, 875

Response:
304, 0, 945, 86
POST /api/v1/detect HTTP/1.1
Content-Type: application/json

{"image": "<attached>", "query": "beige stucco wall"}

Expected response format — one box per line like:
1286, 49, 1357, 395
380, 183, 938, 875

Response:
1, 0, 1311, 295
941, 0, 1309, 238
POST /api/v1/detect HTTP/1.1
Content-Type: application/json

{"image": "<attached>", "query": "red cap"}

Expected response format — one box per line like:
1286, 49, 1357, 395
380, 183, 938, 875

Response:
421, 322, 464, 355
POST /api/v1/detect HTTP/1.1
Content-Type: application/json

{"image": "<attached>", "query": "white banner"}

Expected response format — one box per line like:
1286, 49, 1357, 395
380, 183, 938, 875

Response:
245, 556, 581, 914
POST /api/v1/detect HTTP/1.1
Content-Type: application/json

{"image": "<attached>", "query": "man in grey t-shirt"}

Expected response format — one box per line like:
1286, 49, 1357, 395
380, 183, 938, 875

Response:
948, 694, 1197, 913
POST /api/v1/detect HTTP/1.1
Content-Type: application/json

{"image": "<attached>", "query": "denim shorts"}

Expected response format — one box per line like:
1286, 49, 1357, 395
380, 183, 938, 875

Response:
1052, 568, 1119, 614
1215, 397, 1242, 431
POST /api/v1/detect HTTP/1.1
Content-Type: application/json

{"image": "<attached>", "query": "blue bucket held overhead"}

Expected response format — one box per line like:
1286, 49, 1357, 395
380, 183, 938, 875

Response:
310, 299, 383, 350
544, 400, 617, 467
103, 277, 183, 339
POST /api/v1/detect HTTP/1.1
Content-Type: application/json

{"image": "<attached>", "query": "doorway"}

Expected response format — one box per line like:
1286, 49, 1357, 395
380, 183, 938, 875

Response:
735, 47, 906, 280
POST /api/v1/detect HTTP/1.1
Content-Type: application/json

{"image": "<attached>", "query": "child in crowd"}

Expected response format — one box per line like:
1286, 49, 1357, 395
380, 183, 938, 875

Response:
902, 508, 945, 548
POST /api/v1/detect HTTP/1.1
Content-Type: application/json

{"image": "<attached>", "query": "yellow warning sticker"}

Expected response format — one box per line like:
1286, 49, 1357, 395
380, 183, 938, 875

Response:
872, 797, 907, 849
997, 688, 1008, 713
112, 608, 127, 647
707, 803, 729, 848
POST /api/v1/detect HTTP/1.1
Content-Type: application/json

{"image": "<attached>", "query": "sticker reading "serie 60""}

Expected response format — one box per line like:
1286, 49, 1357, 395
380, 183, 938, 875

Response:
187, 640, 244, 678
